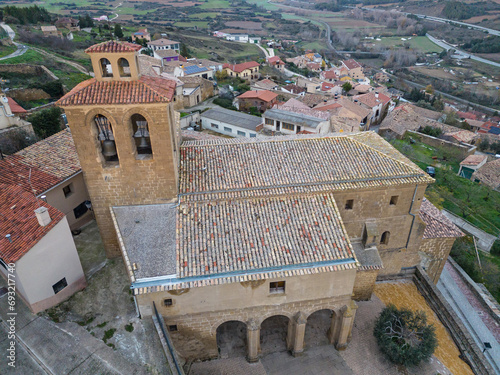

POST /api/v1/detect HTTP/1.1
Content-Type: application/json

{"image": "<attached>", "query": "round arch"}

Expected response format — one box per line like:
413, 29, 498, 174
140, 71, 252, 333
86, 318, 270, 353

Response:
84, 108, 120, 164
304, 309, 336, 349
260, 315, 290, 356
118, 57, 131, 77
216, 320, 247, 359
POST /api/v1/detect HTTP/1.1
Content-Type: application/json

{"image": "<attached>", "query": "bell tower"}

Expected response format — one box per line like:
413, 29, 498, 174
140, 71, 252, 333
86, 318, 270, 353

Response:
57, 41, 179, 257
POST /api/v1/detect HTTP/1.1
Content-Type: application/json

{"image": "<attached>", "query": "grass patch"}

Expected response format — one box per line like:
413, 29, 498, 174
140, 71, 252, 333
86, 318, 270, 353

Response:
125, 323, 134, 332
0, 49, 45, 65
97, 321, 108, 328
103, 328, 116, 343
372, 36, 443, 53
0, 45, 16, 59
77, 315, 95, 326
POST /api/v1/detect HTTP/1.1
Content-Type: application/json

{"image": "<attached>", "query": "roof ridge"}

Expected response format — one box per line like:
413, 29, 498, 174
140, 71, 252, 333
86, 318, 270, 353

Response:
56, 78, 96, 106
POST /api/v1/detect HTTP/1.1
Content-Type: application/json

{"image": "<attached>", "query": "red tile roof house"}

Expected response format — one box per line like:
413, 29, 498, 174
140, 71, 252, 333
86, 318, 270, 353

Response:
0, 183, 86, 313
236, 90, 278, 113
458, 154, 488, 179
353, 91, 391, 124
0, 129, 92, 230
223, 61, 260, 82
267, 56, 285, 71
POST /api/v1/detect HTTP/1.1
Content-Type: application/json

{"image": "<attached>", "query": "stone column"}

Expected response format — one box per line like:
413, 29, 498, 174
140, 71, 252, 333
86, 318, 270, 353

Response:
246, 319, 260, 363
327, 309, 340, 345
291, 312, 308, 357
336, 300, 358, 351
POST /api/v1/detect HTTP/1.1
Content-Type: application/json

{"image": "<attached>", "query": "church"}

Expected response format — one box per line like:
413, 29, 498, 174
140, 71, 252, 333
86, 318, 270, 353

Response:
57, 41, 458, 362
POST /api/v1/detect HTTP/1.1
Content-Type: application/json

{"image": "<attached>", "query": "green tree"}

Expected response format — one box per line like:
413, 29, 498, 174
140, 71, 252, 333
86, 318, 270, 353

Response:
114, 24, 124, 39
28, 107, 63, 139
180, 43, 191, 58
374, 304, 437, 367
342, 82, 352, 93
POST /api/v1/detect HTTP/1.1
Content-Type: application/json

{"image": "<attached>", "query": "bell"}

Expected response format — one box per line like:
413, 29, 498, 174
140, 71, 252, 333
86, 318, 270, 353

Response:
102, 139, 117, 158
137, 136, 150, 150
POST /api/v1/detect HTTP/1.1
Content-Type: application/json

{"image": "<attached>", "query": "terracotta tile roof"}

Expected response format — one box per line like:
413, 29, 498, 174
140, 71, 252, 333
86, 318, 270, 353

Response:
255, 79, 278, 90
15, 129, 81, 180
147, 38, 180, 46
179, 133, 433, 195
445, 130, 477, 144
322, 70, 338, 80
0, 184, 65, 263
7, 97, 27, 114
472, 158, 500, 190
223, 61, 260, 73
300, 93, 328, 108
342, 59, 362, 70
177, 193, 356, 280
306, 62, 321, 70
419, 198, 464, 239
354, 91, 390, 108
457, 111, 477, 120
0, 129, 80, 194
237, 90, 277, 102
85, 40, 142, 53
282, 84, 305, 94
0, 155, 61, 195
274, 99, 331, 121
460, 154, 487, 166
57, 76, 176, 106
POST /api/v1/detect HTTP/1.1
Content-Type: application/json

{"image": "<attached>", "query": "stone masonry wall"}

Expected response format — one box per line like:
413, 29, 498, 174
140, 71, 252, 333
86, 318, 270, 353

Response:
353, 269, 378, 300
61, 102, 179, 257
160, 295, 352, 361
419, 237, 456, 284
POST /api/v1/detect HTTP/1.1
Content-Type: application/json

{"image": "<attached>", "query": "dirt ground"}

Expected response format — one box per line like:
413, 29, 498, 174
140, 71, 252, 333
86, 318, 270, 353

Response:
41, 221, 169, 374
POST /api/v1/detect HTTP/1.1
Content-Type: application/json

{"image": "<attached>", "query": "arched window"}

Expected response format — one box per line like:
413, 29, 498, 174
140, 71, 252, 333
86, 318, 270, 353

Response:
131, 114, 152, 157
94, 115, 119, 163
380, 231, 390, 245
118, 58, 131, 77
100, 58, 113, 78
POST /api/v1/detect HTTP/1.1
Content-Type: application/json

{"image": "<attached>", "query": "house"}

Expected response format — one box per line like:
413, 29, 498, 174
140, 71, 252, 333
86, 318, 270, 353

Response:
179, 76, 214, 107
0, 91, 34, 152
41, 25, 59, 37
472, 158, 500, 191
418, 198, 464, 284
254, 78, 279, 91
320, 70, 338, 82
478, 121, 500, 136
225, 34, 249, 43
263, 99, 331, 134
162, 61, 214, 80
282, 84, 306, 95
314, 97, 371, 132
132, 28, 151, 42
147, 38, 180, 53
154, 49, 180, 63
236, 90, 278, 112
267, 56, 285, 71
201, 107, 262, 138
374, 72, 389, 83
306, 62, 321, 72
55, 17, 79, 31
286, 56, 308, 69
341, 59, 364, 81
249, 36, 261, 44
0, 129, 92, 230
321, 82, 343, 95
57, 40, 450, 365
188, 58, 223, 72
353, 91, 391, 124
458, 155, 488, 179
0, 184, 86, 313
223, 61, 260, 82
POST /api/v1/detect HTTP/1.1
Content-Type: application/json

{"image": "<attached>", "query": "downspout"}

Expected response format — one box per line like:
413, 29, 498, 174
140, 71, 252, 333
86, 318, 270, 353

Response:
406, 184, 419, 249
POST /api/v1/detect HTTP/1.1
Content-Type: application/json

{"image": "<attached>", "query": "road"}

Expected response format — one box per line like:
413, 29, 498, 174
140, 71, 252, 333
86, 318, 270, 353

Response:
256, 42, 305, 78
346, 6, 500, 36
426, 33, 500, 68
0, 22, 28, 61
437, 262, 500, 373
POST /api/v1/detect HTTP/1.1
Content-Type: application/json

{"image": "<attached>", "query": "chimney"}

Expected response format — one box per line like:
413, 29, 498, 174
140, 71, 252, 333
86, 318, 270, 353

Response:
35, 207, 51, 227
375, 91, 379, 98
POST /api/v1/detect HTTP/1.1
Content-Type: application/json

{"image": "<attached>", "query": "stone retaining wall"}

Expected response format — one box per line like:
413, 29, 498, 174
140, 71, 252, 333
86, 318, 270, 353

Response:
413, 266, 494, 375
406, 131, 475, 159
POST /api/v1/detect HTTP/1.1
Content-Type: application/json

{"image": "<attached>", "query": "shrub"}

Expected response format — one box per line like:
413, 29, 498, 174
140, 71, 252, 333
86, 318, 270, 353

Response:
491, 240, 500, 257
374, 304, 437, 367
28, 107, 62, 139
125, 323, 134, 332
420, 125, 442, 138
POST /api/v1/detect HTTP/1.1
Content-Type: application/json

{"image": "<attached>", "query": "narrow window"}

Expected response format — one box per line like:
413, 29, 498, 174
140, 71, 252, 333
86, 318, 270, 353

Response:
131, 114, 152, 157
63, 183, 73, 198
224, 127, 232, 132
168, 325, 178, 332
270, 281, 285, 294
380, 231, 390, 245
52, 278, 68, 294
118, 57, 131, 77
390, 196, 399, 206
345, 199, 354, 210
211, 123, 219, 129
99, 58, 113, 78
164, 298, 173, 307
73, 201, 89, 219
250, 133, 256, 138
237, 130, 246, 136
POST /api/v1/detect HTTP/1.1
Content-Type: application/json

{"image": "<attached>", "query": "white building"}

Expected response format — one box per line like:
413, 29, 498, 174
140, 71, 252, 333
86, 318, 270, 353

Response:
201, 107, 263, 138
147, 38, 180, 53
225, 34, 249, 43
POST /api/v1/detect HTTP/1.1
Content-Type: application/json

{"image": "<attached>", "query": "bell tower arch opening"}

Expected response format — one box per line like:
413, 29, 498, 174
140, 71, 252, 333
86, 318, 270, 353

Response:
118, 57, 131, 78
99, 58, 113, 78
94, 114, 119, 164
131, 113, 152, 158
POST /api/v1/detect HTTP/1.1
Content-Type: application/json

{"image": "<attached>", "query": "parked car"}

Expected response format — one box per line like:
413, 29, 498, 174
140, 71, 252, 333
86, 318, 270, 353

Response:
426, 166, 436, 177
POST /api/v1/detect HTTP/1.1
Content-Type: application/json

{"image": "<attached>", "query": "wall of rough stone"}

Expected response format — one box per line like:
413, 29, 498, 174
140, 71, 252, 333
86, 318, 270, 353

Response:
406, 131, 475, 159
419, 237, 456, 284
61, 102, 180, 257
353, 269, 378, 300
0, 64, 57, 80
8, 88, 51, 102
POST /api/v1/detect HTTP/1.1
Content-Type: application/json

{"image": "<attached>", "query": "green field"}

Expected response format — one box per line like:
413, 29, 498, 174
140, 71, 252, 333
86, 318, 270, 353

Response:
175, 21, 210, 28
372, 36, 444, 53
199, 0, 230, 9
188, 12, 219, 19
0, 45, 16, 59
